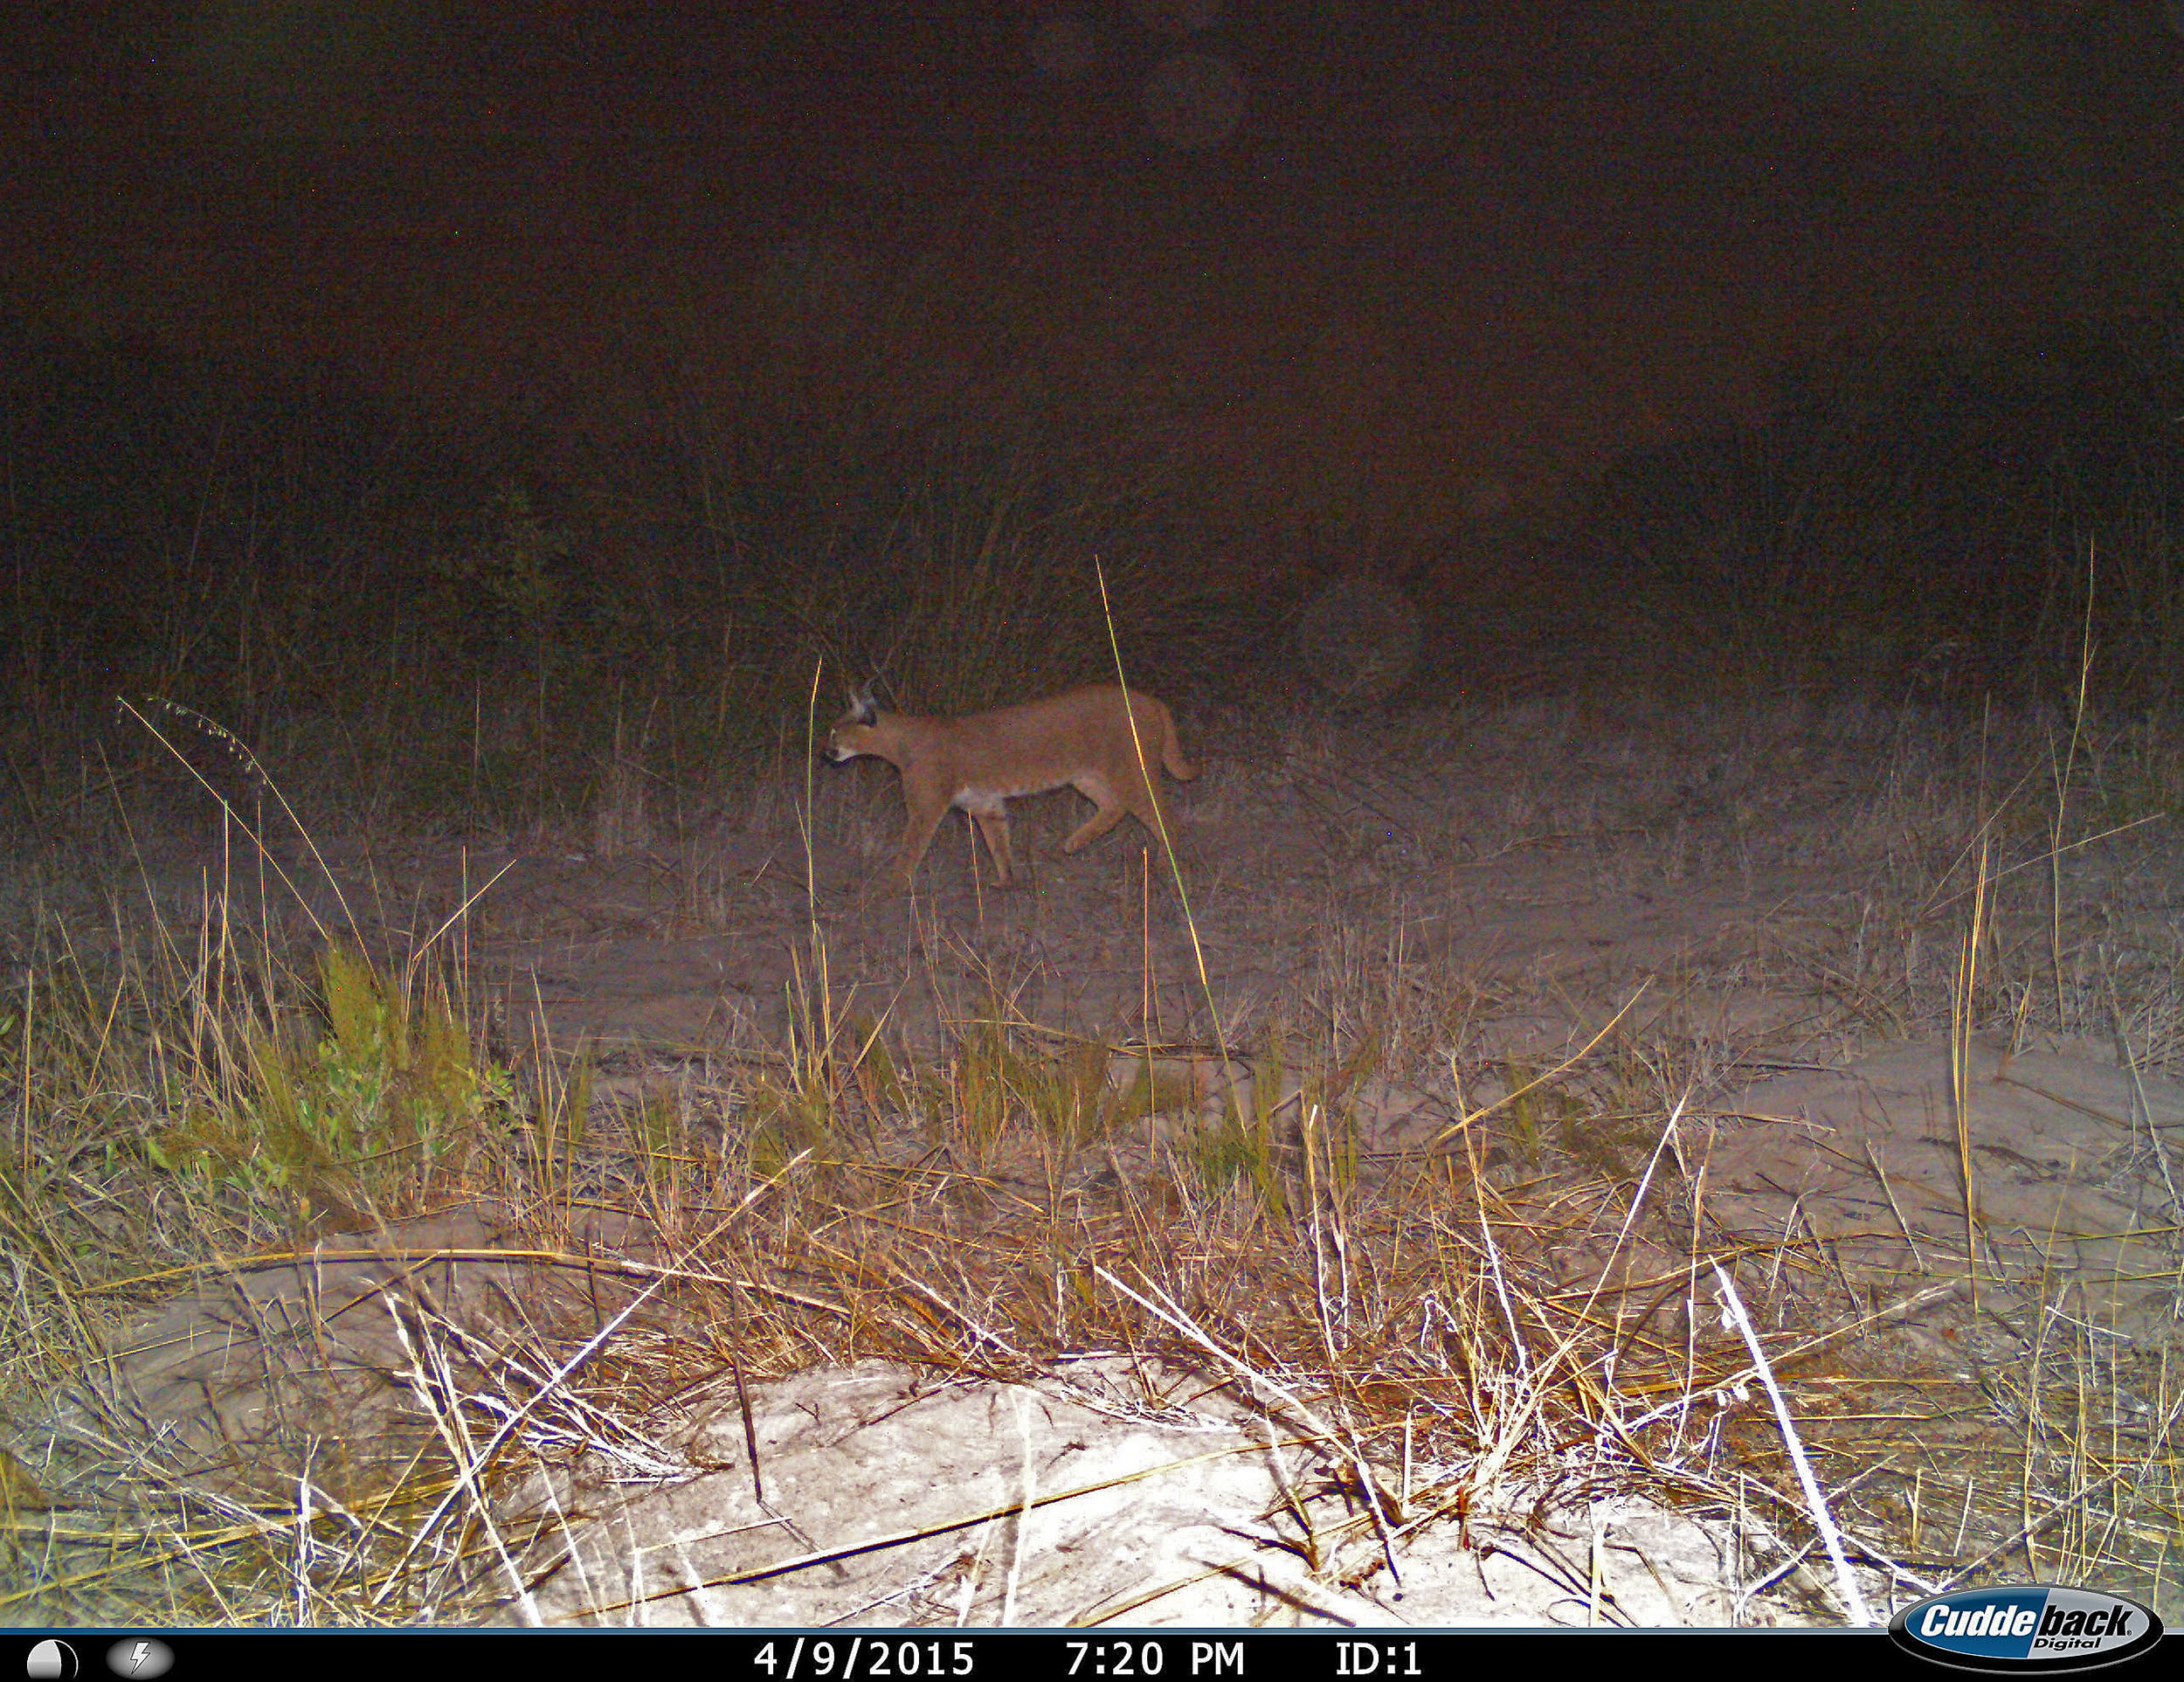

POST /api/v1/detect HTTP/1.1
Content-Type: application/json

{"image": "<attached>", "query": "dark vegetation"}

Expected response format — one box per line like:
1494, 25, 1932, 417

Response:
5, 308, 2181, 843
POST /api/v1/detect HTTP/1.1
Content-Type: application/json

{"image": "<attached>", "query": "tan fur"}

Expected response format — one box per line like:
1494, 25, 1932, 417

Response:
822, 683, 1197, 888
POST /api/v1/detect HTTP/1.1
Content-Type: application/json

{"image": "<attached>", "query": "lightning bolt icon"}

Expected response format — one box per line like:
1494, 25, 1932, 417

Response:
128, 1645, 149, 1674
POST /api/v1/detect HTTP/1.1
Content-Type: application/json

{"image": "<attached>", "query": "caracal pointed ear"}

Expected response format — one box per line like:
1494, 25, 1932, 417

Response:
816, 682, 1198, 890
822, 688, 881, 765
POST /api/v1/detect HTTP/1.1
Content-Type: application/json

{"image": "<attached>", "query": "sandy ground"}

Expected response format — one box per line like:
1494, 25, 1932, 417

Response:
20, 691, 2184, 1625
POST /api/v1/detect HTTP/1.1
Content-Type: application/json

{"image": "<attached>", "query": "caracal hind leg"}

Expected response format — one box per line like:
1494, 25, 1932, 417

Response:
1099, 763, 1173, 851
1062, 775, 1131, 854
1132, 776, 1177, 848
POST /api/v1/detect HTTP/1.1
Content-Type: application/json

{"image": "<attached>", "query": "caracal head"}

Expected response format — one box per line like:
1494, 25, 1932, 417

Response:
820, 688, 884, 765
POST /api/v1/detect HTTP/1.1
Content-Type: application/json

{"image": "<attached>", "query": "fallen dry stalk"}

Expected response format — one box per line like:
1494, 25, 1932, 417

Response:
1711, 1261, 1873, 1627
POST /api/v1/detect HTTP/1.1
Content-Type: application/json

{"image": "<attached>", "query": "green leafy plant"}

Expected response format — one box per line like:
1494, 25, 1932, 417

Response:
149, 947, 513, 1215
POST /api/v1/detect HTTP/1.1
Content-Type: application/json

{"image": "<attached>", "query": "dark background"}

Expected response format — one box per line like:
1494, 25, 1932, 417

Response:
6, 2, 2184, 807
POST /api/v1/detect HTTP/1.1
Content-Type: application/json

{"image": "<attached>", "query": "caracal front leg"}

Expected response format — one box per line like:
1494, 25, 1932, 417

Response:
965, 797, 1016, 884
889, 791, 952, 888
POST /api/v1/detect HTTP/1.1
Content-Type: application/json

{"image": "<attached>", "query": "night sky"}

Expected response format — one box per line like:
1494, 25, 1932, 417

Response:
5, 2, 2180, 538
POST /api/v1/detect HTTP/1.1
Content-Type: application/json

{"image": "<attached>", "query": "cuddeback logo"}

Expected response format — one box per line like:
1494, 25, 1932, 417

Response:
1889, 1585, 2163, 1672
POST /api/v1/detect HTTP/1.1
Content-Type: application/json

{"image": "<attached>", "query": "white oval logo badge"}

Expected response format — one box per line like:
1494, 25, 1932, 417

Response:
1889, 1585, 2162, 1672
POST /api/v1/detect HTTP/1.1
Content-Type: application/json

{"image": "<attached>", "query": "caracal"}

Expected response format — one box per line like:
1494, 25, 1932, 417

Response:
821, 683, 1197, 888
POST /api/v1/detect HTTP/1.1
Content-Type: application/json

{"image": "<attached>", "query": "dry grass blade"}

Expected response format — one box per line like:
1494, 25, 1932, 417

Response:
1710, 1261, 1873, 1627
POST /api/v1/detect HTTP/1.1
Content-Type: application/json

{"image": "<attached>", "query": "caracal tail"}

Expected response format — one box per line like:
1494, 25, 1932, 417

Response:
821, 682, 1197, 888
